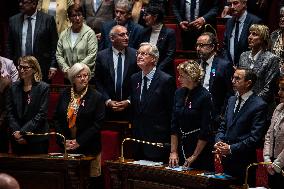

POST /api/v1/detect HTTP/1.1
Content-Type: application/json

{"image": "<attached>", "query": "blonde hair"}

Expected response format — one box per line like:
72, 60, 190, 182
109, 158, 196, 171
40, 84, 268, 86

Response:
249, 24, 270, 49
18, 56, 42, 82
177, 60, 204, 83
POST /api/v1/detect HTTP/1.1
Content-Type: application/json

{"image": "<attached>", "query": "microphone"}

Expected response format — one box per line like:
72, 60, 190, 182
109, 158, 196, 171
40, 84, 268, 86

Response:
119, 137, 170, 162
24, 132, 68, 159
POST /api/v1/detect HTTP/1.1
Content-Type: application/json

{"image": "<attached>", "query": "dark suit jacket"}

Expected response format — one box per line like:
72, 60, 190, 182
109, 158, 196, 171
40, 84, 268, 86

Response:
130, 69, 175, 159
6, 81, 49, 143
54, 87, 105, 155
6, 11, 58, 81
206, 55, 234, 118
139, 25, 176, 76
95, 47, 138, 102
172, 0, 219, 25
99, 20, 143, 50
215, 94, 267, 182
81, 0, 116, 33
223, 12, 261, 65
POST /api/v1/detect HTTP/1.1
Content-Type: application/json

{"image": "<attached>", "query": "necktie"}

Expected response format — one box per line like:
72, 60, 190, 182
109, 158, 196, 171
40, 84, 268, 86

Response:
116, 52, 122, 100
233, 96, 242, 118
141, 76, 148, 103
25, 17, 33, 55
234, 20, 240, 66
190, 0, 197, 21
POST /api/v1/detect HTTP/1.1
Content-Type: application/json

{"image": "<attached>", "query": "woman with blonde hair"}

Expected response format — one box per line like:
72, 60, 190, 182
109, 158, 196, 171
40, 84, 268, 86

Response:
6, 56, 49, 154
169, 60, 214, 171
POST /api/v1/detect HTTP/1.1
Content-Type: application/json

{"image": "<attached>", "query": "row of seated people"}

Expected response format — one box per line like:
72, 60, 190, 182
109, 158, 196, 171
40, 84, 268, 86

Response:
1, 37, 284, 188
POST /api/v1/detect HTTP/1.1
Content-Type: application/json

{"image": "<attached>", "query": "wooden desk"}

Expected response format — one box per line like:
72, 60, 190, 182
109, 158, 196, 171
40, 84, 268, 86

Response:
0, 153, 95, 189
105, 160, 238, 189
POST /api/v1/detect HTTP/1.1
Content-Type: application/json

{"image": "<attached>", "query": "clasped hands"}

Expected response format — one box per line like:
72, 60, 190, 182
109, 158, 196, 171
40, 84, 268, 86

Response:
66, 139, 80, 151
13, 131, 27, 144
169, 152, 197, 168
180, 17, 205, 31
213, 141, 231, 163
107, 100, 129, 112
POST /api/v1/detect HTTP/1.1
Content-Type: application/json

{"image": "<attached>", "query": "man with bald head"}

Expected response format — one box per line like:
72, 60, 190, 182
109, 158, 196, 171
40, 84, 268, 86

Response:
95, 25, 138, 121
0, 173, 20, 189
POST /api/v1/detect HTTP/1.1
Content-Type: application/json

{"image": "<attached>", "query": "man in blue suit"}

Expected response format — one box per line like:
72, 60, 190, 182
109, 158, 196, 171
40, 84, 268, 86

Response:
99, 0, 143, 50
130, 42, 175, 162
172, 0, 220, 50
214, 68, 267, 186
95, 25, 138, 121
196, 32, 234, 130
223, 0, 261, 66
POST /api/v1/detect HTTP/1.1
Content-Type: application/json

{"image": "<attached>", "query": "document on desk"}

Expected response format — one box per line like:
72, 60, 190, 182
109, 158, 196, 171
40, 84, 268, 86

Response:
128, 160, 163, 167
165, 166, 192, 171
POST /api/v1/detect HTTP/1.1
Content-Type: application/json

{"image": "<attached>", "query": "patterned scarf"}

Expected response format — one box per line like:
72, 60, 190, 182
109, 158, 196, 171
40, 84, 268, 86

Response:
67, 86, 88, 128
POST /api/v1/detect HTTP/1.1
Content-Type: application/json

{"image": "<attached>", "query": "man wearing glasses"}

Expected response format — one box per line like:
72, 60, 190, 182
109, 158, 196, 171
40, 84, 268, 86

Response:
214, 68, 267, 186
99, 0, 143, 50
6, 0, 58, 82
130, 42, 175, 162
95, 25, 138, 121
196, 32, 234, 131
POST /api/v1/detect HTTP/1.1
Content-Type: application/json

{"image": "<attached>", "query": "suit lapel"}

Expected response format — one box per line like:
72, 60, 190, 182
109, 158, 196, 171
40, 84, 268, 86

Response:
108, 48, 115, 84
34, 12, 43, 50
227, 96, 237, 127
157, 26, 166, 47
123, 48, 130, 81
18, 14, 24, 52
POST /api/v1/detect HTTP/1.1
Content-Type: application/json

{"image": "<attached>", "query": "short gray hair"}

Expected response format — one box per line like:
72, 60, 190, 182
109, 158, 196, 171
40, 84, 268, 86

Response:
109, 25, 127, 38
139, 42, 159, 64
115, 0, 133, 13
280, 6, 284, 14
68, 63, 91, 83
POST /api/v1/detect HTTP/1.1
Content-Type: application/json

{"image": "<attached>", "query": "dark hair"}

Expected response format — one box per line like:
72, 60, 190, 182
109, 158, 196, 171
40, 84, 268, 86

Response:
144, 6, 164, 23
67, 4, 83, 19
237, 67, 257, 89
200, 32, 217, 47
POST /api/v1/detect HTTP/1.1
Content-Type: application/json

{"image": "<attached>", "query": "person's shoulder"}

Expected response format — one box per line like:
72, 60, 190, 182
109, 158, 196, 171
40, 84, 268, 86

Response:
81, 24, 96, 35
250, 94, 267, 106
0, 56, 13, 65
126, 47, 137, 55
157, 69, 173, 80
102, 20, 116, 29
9, 13, 22, 22
37, 81, 49, 89
129, 20, 143, 30
246, 13, 261, 23
37, 10, 54, 20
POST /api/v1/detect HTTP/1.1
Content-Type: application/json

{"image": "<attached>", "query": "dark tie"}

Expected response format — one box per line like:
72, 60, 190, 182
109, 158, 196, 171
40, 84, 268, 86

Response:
141, 76, 148, 103
233, 20, 240, 66
25, 17, 33, 55
190, 0, 196, 21
233, 96, 242, 118
116, 52, 122, 100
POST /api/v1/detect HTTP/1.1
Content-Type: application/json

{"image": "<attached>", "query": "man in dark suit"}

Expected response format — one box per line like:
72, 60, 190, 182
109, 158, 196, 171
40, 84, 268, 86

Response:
95, 25, 138, 121
130, 42, 175, 162
223, 0, 261, 66
214, 68, 267, 186
6, 0, 58, 82
99, 0, 143, 50
172, 0, 220, 50
196, 32, 234, 130
81, 0, 117, 34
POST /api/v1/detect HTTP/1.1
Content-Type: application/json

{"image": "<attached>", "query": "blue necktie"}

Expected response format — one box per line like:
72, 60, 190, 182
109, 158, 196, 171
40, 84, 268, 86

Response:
190, 0, 196, 21
116, 52, 122, 100
25, 17, 33, 55
141, 76, 148, 103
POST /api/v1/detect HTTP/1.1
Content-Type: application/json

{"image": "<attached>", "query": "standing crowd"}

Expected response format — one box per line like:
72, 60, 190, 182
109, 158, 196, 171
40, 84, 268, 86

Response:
0, 0, 284, 188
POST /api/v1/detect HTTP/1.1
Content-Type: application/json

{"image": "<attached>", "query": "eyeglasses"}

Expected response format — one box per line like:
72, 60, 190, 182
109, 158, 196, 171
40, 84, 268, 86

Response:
18, 65, 33, 71
136, 51, 152, 57
75, 74, 89, 79
195, 43, 212, 48
70, 13, 83, 19
114, 32, 129, 37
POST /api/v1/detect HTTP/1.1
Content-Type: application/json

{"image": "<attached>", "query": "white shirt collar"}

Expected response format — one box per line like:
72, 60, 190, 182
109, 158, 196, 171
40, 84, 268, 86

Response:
238, 90, 253, 102
24, 11, 37, 20
112, 47, 125, 56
